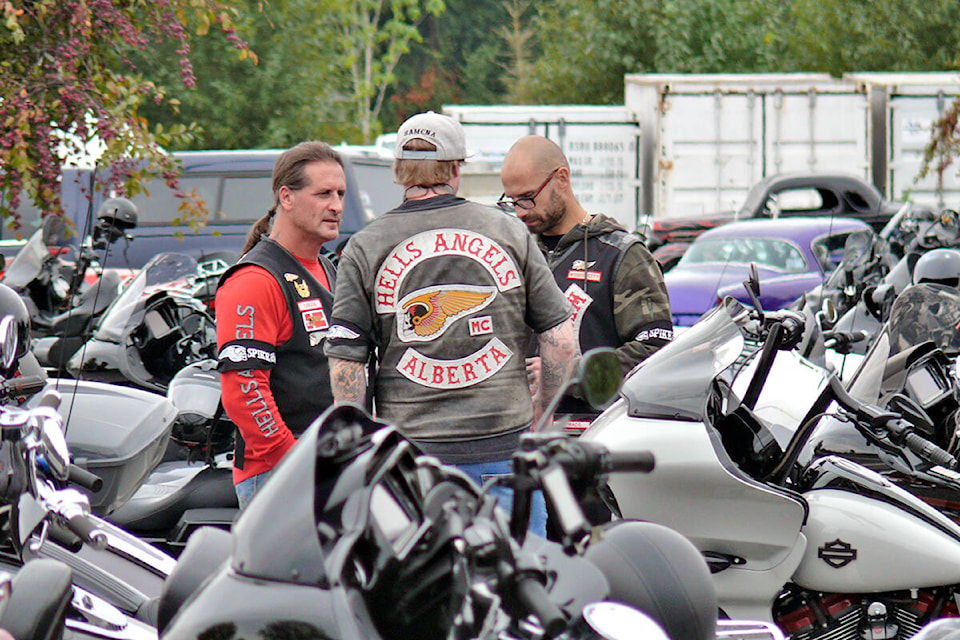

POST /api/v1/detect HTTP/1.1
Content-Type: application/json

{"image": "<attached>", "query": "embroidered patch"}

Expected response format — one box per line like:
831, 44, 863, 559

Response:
375, 229, 521, 312
302, 308, 329, 332
636, 327, 673, 342
328, 325, 361, 341
468, 315, 493, 336
396, 284, 496, 342
218, 344, 276, 364
297, 299, 322, 311
563, 283, 594, 336
294, 280, 310, 298
567, 270, 602, 282
396, 338, 513, 389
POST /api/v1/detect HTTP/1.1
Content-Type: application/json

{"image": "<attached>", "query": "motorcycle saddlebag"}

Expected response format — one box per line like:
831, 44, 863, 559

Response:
39, 378, 177, 515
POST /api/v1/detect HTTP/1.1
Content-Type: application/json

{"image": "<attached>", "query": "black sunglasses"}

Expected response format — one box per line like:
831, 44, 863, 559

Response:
497, 168, 561, 213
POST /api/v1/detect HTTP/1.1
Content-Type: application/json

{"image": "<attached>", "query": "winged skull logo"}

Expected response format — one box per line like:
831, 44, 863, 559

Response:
397, 286, 496, 341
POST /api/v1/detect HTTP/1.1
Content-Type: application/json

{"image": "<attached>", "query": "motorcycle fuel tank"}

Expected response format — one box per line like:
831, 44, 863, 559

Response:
794, 457, 960, 593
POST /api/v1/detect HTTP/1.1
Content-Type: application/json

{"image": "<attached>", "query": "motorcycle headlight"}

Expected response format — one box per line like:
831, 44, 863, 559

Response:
579, 602, 670, 640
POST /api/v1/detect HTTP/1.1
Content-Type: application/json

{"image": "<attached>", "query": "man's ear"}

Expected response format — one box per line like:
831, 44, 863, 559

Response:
278, 185, 293, 209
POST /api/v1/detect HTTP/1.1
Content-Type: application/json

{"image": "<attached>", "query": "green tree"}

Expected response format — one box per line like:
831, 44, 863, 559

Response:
316, 0, 446, 144
0, 0, 256, 231
528, 0, 789, 105
786, 0, 960, 75
497, 0, 537, 104
382, 0, 511, 129
133, 0, 353, 150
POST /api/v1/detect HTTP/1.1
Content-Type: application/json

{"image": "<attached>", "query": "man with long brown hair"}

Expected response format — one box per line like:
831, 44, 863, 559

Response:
216, 141, 344, 508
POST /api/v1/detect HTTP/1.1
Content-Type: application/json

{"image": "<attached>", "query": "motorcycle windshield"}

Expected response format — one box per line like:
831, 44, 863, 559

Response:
621, 297, 749, 421
845, 283, 960, 405
1, 228, 47, 290
887, 284, 960, 357
92, 253, 199, 343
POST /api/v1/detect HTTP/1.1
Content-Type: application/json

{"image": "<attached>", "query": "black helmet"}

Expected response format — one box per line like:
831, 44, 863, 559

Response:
0, 283, 30, 375
913, 248, 960, 287
96, 197, 139, 229
93, 197, 138, 247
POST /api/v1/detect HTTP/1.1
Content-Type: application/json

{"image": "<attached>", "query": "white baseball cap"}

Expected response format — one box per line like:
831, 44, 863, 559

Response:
394, 111, 467, 161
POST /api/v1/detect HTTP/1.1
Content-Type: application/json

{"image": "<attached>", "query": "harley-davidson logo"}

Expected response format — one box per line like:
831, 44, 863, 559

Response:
818, 539, 858, 568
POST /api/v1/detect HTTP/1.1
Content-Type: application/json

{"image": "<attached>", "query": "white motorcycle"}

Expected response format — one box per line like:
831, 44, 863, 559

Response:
580, 291, 960, 640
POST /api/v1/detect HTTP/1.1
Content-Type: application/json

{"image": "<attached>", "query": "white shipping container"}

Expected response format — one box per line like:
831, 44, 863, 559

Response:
625, 73, 872, 219
438, 73, 960, 228
847, 72, 960, 207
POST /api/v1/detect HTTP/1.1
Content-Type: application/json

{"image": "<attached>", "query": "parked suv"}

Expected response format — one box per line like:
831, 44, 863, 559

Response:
58, 148, 399, 269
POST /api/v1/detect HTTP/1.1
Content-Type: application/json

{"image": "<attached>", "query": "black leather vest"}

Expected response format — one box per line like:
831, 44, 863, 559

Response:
219, 238, 337, 437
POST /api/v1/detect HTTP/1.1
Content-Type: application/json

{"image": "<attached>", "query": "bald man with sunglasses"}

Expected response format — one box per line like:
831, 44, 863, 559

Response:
500, 135, 673, 430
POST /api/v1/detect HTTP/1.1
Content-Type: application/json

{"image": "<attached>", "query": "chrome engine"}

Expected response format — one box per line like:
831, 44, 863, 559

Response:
775, 589, 960, 640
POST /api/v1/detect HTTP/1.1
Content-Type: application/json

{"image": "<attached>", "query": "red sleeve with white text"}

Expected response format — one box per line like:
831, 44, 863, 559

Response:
216, 266, 296, 483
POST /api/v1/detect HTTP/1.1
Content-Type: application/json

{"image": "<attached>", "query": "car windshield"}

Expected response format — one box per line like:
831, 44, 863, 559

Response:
679, 237, 807, 273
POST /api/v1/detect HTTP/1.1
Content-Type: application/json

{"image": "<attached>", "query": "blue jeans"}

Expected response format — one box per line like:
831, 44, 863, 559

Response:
457, 460, 547, 539
235, 470, 273, 510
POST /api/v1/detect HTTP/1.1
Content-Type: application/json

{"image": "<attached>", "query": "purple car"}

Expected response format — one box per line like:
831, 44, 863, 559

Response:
665, 216, 874, 328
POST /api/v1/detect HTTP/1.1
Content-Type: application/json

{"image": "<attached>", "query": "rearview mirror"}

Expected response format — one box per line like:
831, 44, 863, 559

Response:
535, 348, 623, 433
742, 263, 765, 316
579, 348, 621, 411
0, 315, 19, 374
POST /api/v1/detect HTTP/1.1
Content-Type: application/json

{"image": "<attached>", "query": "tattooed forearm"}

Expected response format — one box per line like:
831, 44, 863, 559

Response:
535, 316, 579, 414
329, 357, 367, 404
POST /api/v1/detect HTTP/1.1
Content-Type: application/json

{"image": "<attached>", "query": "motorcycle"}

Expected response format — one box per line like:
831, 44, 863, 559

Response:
793, 283, 960, 523
106, 359, 239, 557
580, 290, 960, 640
0, 317, 158, 638
0, 320, 179, 635
157, 349, 783, 640
2, 208, 137, 374
66, 252, 220, 393
794, 207, 960, 379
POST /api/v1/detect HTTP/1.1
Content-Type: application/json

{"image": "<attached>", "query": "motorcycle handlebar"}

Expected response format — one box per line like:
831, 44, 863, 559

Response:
512, 574, 567, 639
829, 378, 959, 469
549, 440, 656, 476
65, 513, 107, 551
604, 450, 656, 474
0, 375, 46, 399
900, 428, 958, 469
68, 465, 103, 493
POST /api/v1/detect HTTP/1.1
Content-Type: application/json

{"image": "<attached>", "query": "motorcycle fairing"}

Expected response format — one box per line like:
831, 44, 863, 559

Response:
231, 404, 425, 588
802, 456, 960, 545
621, 297, 751, 422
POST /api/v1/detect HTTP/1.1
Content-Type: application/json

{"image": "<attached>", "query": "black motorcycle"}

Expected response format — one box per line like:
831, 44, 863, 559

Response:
2, 207, 137, 374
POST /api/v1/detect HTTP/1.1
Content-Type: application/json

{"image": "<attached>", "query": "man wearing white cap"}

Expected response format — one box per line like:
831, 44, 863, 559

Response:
324, 111, 578, 537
